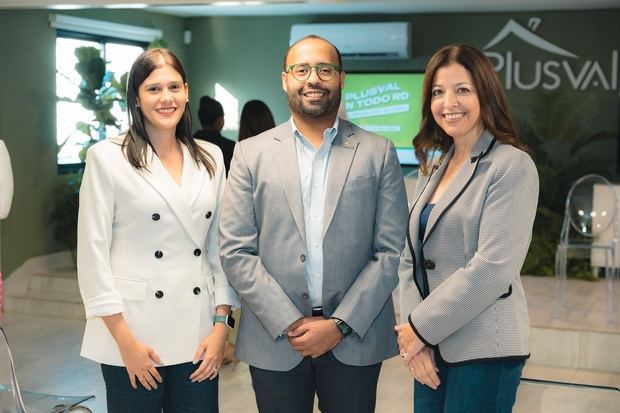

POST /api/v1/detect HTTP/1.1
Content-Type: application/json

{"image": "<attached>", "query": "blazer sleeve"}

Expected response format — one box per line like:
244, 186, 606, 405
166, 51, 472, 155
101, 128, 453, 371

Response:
331, 140, 408, 339
0, 140, 13, 220
219, 143, 304, 339
207, 150, 240, 308
77, 144, 124, 318
409, 151, 539, 346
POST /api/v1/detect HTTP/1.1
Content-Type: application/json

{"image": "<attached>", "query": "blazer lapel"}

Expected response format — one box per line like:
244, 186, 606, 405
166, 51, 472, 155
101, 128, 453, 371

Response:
423, 130, 496, 244
180, 144, 207, 209
271, 123, 306, 243
322, 122, 358, 235
410, 152, 449, 251
136, 144, 202, 246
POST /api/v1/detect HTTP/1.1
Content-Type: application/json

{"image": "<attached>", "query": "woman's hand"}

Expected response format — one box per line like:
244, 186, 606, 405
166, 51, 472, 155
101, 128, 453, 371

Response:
189, 323, 229, 382
394, 323, 425, 364
118, 339, 163, 390
408, 347, 440, 390
103, 314, 162, 390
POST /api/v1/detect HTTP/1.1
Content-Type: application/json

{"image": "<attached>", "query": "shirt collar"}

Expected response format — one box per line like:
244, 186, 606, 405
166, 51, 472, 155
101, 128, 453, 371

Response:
290, 117, 339, 149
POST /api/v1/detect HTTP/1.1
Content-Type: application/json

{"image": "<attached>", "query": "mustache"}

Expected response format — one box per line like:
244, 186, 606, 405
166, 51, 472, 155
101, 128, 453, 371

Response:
298, 86, 330, 95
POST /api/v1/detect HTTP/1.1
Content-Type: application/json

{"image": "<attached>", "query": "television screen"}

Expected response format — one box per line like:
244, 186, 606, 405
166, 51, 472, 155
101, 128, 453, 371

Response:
341, 72, 424, 165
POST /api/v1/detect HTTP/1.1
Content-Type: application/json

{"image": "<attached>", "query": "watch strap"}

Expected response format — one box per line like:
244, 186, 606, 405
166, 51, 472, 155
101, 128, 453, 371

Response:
213, 314, 235, 329
331, 317, 353, 338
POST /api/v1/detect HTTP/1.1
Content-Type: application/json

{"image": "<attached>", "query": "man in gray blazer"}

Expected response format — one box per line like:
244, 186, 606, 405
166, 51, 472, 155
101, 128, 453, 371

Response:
219, 35, 408, 413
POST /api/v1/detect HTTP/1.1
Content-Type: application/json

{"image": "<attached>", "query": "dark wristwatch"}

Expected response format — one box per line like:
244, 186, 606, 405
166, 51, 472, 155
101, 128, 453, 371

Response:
213, 314, 235, 329
331, 317, 353, 338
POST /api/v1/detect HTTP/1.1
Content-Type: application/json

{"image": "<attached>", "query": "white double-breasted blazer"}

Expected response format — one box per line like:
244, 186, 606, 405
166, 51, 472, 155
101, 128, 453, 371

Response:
0, 140, 13, 220
78, 135, 239, 366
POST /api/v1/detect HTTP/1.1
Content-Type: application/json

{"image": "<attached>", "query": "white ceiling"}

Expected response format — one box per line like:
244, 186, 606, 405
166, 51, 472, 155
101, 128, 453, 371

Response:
1, 0, 619, 16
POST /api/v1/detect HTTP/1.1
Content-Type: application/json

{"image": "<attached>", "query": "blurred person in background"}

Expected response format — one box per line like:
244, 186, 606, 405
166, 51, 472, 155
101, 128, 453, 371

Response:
194, 95, 235, 176
238, 99, 276, 142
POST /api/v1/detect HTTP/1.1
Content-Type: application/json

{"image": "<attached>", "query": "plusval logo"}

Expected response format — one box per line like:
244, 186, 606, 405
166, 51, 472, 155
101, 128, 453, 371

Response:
483, 18, 618, 93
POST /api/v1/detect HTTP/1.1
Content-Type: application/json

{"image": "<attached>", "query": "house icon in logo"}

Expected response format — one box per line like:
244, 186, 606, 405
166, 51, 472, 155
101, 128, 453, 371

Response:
483, 19, 578, 59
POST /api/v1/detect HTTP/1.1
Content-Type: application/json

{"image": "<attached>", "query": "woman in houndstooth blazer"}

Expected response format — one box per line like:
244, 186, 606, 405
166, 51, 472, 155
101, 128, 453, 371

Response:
396, 44, 539, 412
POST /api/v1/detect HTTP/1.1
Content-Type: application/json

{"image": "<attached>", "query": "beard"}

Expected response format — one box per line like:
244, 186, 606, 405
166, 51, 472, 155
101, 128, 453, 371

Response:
287, 85, 341, 120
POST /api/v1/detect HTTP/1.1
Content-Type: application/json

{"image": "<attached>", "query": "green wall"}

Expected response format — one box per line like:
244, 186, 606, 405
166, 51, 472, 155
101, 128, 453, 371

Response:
0, 7, 618, 276
0, 9, 185, 275
0, 11, 58, 276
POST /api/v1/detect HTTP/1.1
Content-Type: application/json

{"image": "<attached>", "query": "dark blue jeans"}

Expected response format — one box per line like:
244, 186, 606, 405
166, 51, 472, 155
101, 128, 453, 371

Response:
101, 362, 218, 413
414, 356, 525, 413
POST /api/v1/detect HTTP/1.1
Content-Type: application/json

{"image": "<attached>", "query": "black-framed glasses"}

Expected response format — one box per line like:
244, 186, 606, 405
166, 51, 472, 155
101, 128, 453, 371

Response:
285, 63, 341, 81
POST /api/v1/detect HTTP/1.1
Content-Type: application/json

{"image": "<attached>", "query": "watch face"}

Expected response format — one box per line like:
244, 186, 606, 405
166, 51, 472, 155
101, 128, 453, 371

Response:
227, 316, 236, 329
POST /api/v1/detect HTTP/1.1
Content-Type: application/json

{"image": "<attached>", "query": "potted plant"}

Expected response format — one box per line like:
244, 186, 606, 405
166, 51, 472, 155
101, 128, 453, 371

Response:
49, 46, 127, 263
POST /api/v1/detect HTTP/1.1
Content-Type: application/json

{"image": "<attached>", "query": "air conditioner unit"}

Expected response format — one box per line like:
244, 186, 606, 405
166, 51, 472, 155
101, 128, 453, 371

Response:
290, 22, 410, 59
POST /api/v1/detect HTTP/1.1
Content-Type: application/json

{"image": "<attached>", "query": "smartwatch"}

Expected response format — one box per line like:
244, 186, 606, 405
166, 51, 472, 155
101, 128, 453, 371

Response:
213, 314, 235, 329
331, 317, 353, 338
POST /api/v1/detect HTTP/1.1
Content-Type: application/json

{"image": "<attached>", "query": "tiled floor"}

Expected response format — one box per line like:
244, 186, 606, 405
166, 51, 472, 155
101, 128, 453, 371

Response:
1, 275, 619, 412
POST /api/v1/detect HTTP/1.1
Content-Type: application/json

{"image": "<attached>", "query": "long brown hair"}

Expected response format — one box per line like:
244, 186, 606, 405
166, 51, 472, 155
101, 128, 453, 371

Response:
414, 44, 529, 174
238, 100, 276, 141
124, 48, 215, 176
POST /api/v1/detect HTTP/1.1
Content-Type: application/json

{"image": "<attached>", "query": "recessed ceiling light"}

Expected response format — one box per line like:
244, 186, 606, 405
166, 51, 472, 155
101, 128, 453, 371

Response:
104, 3, 149, 8
49, 5, 89, 10
212, 1, 242, 6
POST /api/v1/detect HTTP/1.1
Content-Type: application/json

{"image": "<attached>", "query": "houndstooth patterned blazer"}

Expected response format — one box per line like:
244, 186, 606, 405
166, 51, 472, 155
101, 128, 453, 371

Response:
398, 130, 539, 364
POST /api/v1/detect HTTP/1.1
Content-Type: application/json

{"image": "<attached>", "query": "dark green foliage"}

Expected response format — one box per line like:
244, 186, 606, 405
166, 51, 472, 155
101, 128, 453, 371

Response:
65, 46, 128, 159
51, 46, 127, 255
522, 207, 562, 276
519, 90, 615, 276
49, 173, 82, 262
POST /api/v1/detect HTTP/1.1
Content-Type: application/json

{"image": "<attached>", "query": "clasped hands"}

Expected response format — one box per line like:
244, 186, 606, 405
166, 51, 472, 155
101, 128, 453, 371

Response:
394, 323, 441, 390
286, 316, 342, 358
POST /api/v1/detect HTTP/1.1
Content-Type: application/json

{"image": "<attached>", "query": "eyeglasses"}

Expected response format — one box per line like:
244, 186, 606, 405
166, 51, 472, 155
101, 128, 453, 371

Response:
285, 63, 341, 81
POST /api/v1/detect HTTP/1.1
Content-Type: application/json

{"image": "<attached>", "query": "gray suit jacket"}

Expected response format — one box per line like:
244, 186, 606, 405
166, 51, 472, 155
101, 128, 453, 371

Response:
399, 130, 538, 364
220, 119, 408, 371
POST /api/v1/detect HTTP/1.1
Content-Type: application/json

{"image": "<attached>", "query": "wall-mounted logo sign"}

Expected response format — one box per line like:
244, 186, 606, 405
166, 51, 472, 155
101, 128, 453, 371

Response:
483, 18, 618, 93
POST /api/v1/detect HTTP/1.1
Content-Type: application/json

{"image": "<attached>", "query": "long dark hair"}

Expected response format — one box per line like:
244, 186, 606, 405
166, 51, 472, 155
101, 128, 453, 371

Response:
124, 48, 215, 176
238, 100, 276, 141
414, 44, 529, 174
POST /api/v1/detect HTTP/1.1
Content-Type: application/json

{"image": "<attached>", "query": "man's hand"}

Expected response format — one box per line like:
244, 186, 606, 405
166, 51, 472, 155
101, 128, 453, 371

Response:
286, 316, 323, 336
288, 318, 341, 358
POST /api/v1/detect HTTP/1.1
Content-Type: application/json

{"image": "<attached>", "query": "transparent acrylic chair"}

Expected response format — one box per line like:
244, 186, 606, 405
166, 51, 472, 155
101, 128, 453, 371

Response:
0, 327, 94, 412
555, 174, 620, 323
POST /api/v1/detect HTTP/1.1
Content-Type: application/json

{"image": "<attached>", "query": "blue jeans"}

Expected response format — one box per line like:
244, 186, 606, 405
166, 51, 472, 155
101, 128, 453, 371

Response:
414, 356, 525, 413
101, 362, 218, 413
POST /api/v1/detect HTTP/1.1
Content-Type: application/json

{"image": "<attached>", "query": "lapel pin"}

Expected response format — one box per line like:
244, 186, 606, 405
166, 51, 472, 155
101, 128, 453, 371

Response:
343, 141, 355, 149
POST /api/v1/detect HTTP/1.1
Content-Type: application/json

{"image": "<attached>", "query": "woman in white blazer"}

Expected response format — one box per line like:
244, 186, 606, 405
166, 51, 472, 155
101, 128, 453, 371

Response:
395, 45, 538, 412
0, 140, 13, 221
0, 139, 13, 321
77, 48, 238, 412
